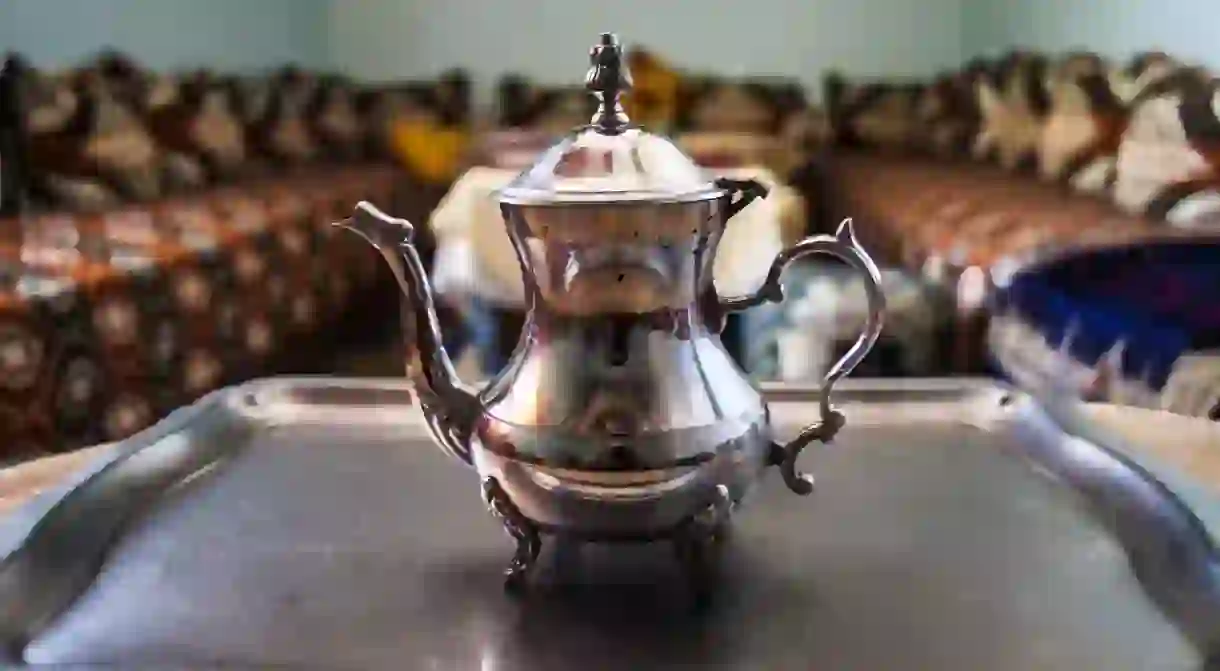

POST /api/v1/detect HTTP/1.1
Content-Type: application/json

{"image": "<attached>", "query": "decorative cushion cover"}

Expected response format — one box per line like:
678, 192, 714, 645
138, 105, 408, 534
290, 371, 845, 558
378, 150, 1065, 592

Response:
822, 53, 1220, 272
389, 114, 471, 185
623, 48, 681, 131
0, 165, 399, 459
823, 74, 924, 154
990, 239, 1220, 419
828, 153, 1161, 272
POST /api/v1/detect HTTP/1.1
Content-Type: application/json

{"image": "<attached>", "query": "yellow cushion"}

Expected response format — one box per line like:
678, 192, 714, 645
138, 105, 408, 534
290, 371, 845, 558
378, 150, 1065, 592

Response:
390, 117, 471, 184
623, 52, 680, 131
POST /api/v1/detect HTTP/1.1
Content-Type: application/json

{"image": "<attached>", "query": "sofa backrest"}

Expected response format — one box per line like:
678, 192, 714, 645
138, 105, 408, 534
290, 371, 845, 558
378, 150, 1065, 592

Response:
0, 50, 471, 217
823, 49, 1220, 232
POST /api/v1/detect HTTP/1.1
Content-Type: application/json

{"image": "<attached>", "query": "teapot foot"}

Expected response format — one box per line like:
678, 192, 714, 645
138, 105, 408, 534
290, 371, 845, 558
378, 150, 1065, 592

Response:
482, 476, 542, 593
673, 485, 734, 604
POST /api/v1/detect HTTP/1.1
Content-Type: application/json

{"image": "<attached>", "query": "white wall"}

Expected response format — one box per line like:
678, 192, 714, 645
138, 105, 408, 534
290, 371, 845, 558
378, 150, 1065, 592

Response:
963, 0, 1220, 67
0, 0, 329, 71
327, 0, 966, 103
8, 1, 1215, 92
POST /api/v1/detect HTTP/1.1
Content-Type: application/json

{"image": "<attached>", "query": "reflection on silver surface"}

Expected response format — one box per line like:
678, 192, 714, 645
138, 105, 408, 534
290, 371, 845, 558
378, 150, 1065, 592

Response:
0, 377, 1217, 668
332, 32, 889, 589
340, 193, 886, 588
1007, 389, 1220, 662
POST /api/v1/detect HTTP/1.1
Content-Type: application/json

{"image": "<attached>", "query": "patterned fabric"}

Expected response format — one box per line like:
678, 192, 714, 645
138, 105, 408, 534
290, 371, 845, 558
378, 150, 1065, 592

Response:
0, 164, 399, 459
817, 51, 1220, 376
494, 77, 596, 134
828, 153, 1164, 274
497, 68, 809, 139
824, 51, 1220, 245
389, 115, 472, 185
741, 262, 949, 380
0, 49, 470, 458
623, 48, 681, 131
974, 53, 1050, 171
1112, 70, 1220, 227
990, 239, 1220, 419
824, 73, 924, 153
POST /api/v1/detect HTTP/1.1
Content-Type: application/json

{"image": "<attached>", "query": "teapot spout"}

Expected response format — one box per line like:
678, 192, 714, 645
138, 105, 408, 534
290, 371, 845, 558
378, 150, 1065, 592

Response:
334, 201, 480, 466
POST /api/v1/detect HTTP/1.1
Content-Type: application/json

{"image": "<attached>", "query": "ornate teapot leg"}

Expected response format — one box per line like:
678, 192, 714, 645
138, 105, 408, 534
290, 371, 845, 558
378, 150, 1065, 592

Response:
482, 476, 542, 592
769, 404, 845, 495
672, 485, 734, 603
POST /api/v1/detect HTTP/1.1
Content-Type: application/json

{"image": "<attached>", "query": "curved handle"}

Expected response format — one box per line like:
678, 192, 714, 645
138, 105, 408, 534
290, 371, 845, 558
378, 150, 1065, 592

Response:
721, 218, 886, 495
714, 177, 770, 221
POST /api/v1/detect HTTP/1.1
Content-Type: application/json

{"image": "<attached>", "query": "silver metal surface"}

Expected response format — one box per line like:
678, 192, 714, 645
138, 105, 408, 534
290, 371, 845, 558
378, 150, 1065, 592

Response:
331, 35, 886, 573
0, 376, 1217, 669
497, 33, 724, 206
339, 199, 885, 567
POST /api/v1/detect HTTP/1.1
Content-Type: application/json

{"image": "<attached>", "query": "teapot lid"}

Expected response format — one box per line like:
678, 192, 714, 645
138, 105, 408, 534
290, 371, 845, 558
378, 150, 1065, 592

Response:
497, 33, 725, 206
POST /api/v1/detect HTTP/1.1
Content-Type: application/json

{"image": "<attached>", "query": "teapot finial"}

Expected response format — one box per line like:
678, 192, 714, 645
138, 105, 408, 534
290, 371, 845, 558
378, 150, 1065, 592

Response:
585, 32, 633, 134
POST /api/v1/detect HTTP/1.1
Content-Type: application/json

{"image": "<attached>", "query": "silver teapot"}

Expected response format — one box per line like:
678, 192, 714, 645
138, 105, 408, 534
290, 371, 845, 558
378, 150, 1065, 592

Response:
337, 33, 886, 593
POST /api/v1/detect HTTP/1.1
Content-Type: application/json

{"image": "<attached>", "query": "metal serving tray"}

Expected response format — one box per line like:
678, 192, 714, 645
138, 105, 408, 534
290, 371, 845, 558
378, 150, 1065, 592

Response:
0, 376, 1218, 670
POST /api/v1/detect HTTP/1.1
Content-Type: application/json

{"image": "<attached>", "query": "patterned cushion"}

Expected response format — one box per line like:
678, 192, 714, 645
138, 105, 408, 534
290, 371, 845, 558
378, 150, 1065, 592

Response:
824, 50, 1220, 233
990, 238, 1220, 419
623, 48, 680, 131
684, 83, 776, 134
1112, 69, 1220, 229
912, 72, 980, 158
824, 73, 924, 153
0, 164, 400, 459
389, 115, 471, 185
1038, 57, 1125, 193
974, 52, 1050, 171
830, 153, 1160, 273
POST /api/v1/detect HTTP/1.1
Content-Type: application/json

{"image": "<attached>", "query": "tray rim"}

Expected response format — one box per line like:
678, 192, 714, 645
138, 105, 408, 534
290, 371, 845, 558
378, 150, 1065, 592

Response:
0, 376, 1002, 509
2, 375, 1220, 666
230, 375, 1010, 429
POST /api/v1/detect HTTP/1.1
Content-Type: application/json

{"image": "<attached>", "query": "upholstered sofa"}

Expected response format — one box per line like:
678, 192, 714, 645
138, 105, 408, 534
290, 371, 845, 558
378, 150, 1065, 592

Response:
808, 50, 1220, 414
0, 53, 470, 459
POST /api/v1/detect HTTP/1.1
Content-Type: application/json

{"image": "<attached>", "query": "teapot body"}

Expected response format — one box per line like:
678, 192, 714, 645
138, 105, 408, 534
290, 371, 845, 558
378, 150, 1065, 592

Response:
338, 33, 886, 594
473, 198, 774, 538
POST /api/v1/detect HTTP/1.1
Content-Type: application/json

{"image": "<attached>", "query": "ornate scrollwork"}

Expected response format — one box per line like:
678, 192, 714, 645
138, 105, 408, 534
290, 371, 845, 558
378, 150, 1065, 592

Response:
772, 402, 845, 496
673, 484, 734, 604
482, 476, 542, 592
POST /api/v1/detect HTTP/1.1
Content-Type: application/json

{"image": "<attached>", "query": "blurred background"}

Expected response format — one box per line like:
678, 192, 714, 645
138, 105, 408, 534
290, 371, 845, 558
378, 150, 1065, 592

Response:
0, 0, 1218, 459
